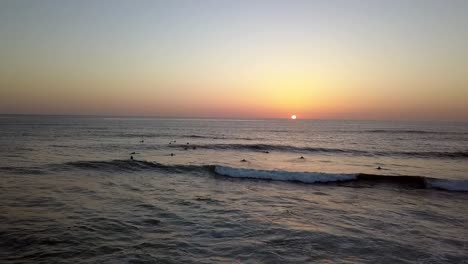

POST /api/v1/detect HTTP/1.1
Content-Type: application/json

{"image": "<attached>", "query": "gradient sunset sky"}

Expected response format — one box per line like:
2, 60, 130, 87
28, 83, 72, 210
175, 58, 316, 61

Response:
1, 0, 467, 121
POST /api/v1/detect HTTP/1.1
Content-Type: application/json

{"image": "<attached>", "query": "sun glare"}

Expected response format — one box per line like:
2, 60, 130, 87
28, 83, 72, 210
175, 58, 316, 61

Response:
291, 115, 297, 120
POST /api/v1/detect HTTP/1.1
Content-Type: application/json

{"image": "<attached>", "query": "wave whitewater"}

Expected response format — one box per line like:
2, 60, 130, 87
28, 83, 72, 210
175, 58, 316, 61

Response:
2, 160, 467, 192
214, 166, 468, 192
214, 166, 356, 183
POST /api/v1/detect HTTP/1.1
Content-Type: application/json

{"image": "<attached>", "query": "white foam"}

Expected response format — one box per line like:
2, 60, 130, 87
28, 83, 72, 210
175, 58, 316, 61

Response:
214, 166, 356, 184
426, 179, 468, 191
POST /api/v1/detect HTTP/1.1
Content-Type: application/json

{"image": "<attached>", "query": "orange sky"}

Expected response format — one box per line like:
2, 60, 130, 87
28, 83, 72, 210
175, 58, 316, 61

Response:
1, 1, 467, 121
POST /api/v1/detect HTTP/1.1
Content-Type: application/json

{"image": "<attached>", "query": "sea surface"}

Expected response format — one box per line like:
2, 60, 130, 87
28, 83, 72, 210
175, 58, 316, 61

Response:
1, 115, 467, 263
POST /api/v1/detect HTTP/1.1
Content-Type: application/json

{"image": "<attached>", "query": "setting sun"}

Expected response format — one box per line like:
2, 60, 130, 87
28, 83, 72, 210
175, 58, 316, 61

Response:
291, 115, 297, 120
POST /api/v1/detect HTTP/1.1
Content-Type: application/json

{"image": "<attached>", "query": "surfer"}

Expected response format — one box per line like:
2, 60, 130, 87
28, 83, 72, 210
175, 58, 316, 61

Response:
300, 156, 305, 159
241, 159, 247, 162
130, 155, 134, 160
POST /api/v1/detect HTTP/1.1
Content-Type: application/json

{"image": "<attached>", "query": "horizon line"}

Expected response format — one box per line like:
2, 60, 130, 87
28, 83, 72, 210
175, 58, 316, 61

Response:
1, 113, 467, 124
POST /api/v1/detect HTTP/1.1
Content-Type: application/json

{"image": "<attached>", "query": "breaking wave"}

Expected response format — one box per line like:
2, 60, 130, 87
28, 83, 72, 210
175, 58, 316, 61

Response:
2, 160, 467, 192
425, 178, 468, 192
214, 166, 356, 183
214, 166, 468, 192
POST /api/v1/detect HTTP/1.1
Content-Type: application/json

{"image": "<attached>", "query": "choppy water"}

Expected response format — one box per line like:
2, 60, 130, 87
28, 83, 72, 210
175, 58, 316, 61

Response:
1, 116, 467, 263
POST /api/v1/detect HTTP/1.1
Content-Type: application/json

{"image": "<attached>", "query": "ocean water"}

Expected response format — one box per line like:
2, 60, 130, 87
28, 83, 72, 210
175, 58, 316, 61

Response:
0, 115, 467, 263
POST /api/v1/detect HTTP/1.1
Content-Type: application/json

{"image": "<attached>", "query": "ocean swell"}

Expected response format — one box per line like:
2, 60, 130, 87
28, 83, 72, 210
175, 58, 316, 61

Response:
60, 160, 209, 174
168, 143, 468, 159
361, 129, 468, 135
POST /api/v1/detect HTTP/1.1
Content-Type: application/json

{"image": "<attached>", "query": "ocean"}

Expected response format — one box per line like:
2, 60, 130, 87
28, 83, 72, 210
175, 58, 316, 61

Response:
1, 115, 467, 263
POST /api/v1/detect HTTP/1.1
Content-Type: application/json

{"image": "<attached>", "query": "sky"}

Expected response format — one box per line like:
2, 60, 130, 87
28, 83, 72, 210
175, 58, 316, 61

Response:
0, 0, 467, 121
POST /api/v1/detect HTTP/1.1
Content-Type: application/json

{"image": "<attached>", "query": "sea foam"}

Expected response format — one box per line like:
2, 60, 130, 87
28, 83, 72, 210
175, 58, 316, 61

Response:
214, 166, 357, 183
425, 178, 468, 191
